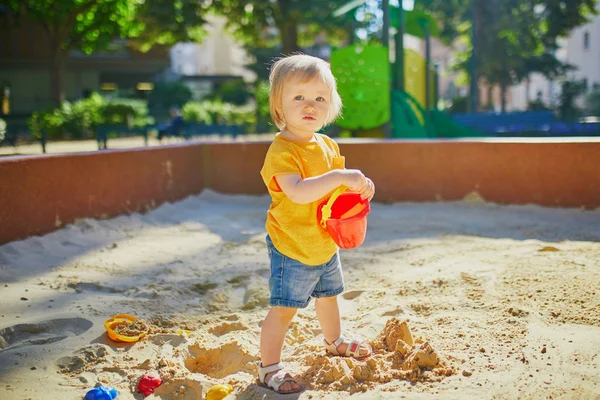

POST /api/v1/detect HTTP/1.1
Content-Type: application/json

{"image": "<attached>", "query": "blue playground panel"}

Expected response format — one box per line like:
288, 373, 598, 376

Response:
451, 111, 600, 137
452, 111, 554, 136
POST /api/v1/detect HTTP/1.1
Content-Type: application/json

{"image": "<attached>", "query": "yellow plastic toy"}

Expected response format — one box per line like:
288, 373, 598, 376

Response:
104, 314, 149, 343
206, 384, 234, 400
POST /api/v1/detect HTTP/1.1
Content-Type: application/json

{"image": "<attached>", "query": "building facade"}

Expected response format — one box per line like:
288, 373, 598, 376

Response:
169, 16, 256, 101
0, 7, 170, 117
510, 3, 600, 112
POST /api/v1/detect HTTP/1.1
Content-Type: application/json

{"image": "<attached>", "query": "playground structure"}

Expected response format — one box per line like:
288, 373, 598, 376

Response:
331, 2, 483, 139
331, 43, 484, 139
330, 2, 600, 139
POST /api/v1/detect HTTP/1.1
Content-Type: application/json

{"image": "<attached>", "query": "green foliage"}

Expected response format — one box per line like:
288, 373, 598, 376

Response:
28, 93, 152, 140
29, 94, 105, 140
60, 93, 105, 138
6, 0, 143, 53
585, 90, 600, 116
215, 80, 251, 106
557, 80, 586, 121
181, 102, 212, 125
28, 108, 65, 140
182, 100, 256, 130
4, 0, 210, 107
417, 0, 598, 94
147, 82, 192, 121
255, 81, 271, 120
0, 118, 5, 142
101, 98, 153, 127
254, 80, 273, 133
130, 0, 210, 52
448, 96, 468, 114
212, 0, 355, 54
528, 99, 550, 111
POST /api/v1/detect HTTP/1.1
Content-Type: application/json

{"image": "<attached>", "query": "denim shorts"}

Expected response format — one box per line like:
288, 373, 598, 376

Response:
266, 235, 344, 308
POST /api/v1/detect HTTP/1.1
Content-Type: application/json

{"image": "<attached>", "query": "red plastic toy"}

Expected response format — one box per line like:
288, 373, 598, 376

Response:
137, 374, 162, 396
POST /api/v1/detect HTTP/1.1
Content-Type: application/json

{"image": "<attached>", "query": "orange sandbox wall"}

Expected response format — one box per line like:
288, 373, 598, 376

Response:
1, 140, 599, 245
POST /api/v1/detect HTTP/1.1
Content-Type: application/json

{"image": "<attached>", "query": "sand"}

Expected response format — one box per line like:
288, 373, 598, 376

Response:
0, 190, 599, 400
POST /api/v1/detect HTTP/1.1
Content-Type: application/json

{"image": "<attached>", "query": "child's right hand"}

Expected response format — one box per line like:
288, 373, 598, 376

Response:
340, 169, 368, 191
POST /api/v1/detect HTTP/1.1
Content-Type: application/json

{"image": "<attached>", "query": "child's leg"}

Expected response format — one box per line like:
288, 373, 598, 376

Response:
315, 296, 370, 357
315, 296, 341, 342
260, 306, 297, 365
260, 306, 299, 392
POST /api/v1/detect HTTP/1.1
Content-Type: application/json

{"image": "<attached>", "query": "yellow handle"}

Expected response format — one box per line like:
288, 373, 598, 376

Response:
320, 186, 347, 229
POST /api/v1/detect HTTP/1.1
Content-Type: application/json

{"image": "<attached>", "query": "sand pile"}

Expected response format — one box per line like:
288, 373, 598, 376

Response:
52, 316, 452, 398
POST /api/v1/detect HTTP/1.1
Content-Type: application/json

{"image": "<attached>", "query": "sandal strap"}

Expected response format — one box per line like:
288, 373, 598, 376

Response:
268, 371, 296, 391
258, 362, 284, 383
332, 336, 345, 347
345, 337, 362, 357
323, 335, 346, 355
324, 335, 372, 358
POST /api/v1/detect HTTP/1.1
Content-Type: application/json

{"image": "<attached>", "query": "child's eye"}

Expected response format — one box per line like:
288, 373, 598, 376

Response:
294, 95, 304, 100
316, 97, 325, 102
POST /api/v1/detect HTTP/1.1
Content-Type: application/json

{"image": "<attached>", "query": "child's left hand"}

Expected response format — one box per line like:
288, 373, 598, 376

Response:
358, 178, 375, 201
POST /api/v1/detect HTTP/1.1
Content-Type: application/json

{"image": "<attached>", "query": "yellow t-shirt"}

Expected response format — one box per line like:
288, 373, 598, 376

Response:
260, 133, 346, 266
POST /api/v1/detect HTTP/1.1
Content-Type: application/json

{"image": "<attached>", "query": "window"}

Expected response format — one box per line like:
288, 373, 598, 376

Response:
584, 31, 590, 50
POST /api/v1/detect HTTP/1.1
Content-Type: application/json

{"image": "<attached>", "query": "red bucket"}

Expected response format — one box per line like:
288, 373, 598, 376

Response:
318, 188, 370, 249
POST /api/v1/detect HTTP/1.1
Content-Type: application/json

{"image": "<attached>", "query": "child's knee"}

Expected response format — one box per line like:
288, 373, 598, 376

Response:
271, 306, 297, 322
316, 296, 338, 304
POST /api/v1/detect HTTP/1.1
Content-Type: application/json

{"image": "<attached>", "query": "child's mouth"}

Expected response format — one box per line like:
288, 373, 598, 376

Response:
303, 116, 316, 120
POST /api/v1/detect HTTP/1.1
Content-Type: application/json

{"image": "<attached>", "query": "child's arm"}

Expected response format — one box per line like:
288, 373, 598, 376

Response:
276, 169, 368, 204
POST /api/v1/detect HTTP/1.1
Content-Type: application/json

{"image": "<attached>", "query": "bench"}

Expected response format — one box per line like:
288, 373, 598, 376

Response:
95, 122, 244, 149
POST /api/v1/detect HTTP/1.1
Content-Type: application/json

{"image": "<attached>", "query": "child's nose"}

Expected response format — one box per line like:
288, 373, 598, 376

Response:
304, 102, 316, 112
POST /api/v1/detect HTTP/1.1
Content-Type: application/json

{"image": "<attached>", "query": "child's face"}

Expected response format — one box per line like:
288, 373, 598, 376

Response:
280, 77, 331, 138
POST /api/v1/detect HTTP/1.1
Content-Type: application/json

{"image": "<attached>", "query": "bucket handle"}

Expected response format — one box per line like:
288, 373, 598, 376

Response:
320, 186, 347, 229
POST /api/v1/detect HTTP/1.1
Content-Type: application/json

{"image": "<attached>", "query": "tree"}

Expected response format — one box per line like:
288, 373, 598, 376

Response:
417, 0, 598, 111
213, 0, 356, 55
558, 79, 586, 120
2, 0, 209, 107
129, 0, 208, 52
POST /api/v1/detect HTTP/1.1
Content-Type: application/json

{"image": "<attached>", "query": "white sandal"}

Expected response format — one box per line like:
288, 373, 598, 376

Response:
257, 362, 303, 394
324, 335, 372, 359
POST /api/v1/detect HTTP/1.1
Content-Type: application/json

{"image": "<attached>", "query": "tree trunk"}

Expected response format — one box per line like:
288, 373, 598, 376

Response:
50, 44, 66, 108
470, 0, 484, 113
279, 21, 300, 55
500, 84, 507, 113
525, 76, 531, 106
487, 84, 493, 110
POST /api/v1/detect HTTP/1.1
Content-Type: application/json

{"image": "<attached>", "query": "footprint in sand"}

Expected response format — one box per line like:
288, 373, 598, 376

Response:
342, 290, 364, 300
0, 317, 93, 352
68, 281, 122, 294
56, 344, 111, 374
381, 307, 404, 317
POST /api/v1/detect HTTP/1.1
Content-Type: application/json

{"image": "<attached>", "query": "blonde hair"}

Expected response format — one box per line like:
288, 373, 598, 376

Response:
269, 54, 343, 130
